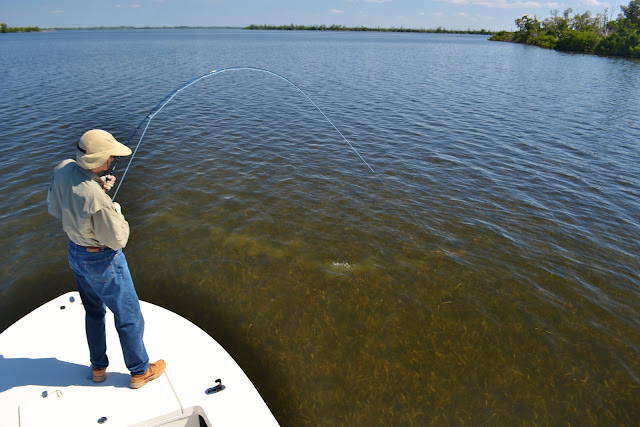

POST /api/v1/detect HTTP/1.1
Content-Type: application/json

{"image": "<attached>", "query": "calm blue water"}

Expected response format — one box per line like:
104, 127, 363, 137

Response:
1, 29, 639, 425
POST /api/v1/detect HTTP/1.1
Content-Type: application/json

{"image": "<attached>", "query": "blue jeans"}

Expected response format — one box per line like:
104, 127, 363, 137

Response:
68, 241, 149, 375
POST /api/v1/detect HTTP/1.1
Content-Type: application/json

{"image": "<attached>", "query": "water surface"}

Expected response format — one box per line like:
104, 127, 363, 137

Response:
1, 29, 639, 425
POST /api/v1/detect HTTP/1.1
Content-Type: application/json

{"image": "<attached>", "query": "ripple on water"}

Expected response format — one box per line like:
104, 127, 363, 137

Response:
1, 31, 639, 425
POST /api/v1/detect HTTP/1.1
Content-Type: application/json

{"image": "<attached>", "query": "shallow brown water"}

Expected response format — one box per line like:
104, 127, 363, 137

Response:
1, 30, 639, 425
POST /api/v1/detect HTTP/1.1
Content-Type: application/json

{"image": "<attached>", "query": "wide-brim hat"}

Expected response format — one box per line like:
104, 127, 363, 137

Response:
76, 129, 132, 170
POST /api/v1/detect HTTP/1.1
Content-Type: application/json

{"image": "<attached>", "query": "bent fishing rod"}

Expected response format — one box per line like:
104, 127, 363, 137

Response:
108, 66, 428, 234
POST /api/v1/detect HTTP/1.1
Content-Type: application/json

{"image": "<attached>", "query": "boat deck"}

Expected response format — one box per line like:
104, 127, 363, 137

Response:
0, 292, 278, 426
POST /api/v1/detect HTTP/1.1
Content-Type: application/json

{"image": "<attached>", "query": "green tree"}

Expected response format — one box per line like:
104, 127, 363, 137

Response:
514, 15, 541, 43
543, 9, 569, 38
571, 11, 603, 33
531, 33, 558, 48
595, 27, 640, 57
489, 30, 515, 42
595, 0, 640, 57
556, 30, 601, 52
620, 0, 640, 28
1, 23, 7, 33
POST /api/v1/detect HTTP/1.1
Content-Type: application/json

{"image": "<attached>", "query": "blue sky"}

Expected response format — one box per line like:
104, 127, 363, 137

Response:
1, 0, 627, 31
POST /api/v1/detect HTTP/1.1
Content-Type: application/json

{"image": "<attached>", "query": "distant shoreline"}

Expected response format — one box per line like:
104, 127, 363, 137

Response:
3, 25, 494, 35
245, 24, 494, 35
44, 26, 241, 31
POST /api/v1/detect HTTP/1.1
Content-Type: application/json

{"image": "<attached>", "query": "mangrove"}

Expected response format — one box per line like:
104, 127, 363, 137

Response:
1, 23, 41, 33
489, 0, 640, 58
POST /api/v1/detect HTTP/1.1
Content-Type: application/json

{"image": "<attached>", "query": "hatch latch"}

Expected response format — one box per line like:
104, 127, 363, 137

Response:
205, 379, 225, 395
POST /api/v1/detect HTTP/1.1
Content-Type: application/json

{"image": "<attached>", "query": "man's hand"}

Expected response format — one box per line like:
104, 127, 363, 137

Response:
100, 175, 116, 192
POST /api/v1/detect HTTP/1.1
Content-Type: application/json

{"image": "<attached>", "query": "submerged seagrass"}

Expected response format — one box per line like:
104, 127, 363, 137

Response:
1, 29, 639, 425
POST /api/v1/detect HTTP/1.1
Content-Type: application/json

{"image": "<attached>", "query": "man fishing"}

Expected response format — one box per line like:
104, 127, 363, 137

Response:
47, 129, 165, 389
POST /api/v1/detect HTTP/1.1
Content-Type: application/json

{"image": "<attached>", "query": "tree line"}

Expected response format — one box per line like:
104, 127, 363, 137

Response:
245, 24, 494, 35
1, 23, 41, 33
489, 0, 640, 58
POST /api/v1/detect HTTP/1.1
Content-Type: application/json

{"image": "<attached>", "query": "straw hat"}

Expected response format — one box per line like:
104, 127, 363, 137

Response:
76, 129, 132, 170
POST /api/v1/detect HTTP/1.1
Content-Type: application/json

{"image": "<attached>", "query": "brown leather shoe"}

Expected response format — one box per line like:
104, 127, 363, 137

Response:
130, 360, 166, 389
92, 367, 107, 383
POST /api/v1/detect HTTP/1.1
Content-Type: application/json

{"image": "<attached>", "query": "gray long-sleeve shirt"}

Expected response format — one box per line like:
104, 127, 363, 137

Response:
47, 159, 130, 250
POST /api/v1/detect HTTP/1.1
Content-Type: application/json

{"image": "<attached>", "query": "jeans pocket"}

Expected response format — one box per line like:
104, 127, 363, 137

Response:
84, 255, 116, 283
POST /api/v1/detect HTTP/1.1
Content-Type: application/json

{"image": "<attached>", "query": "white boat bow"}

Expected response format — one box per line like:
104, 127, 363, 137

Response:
0, 292, 279, 426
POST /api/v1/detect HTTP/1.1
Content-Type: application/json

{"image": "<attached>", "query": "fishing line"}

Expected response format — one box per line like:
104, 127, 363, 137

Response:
110, 66, 428, 235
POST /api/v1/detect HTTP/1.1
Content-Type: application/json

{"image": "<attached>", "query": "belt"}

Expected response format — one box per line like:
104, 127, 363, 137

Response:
79, 245, 106, 253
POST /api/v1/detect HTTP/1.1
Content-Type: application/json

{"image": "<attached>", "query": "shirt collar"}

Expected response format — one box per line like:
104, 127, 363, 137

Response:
74, 160, 102, 183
